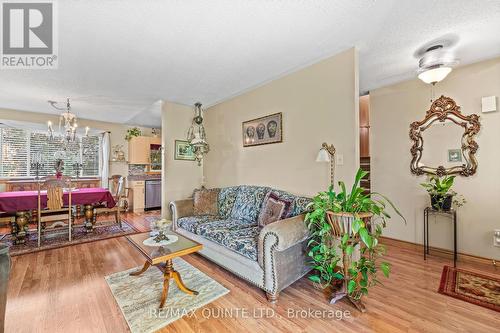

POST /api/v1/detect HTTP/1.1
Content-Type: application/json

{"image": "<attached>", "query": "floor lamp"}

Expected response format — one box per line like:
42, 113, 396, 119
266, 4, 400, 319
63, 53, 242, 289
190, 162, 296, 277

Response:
316, 142, 336, 188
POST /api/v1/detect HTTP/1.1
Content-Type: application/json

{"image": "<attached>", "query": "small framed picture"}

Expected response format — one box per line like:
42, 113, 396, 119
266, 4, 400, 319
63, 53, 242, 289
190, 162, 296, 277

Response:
448, 149, 462, 162
242, 112, 282, 147
174, 140, 195, 161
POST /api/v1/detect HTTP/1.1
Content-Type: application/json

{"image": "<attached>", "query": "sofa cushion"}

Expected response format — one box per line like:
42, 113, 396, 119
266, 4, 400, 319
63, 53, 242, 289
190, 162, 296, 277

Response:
218, 186, 239, 219
230, 185, 269, 223
197, 218, 254, 243
177, 215, 218, 234
196, 218, 259, 261
193, 188, 219, 216
268, 189, 297, 217
257, 191, 293, 227
221, 227, 260, 261
292, 196, 312, 216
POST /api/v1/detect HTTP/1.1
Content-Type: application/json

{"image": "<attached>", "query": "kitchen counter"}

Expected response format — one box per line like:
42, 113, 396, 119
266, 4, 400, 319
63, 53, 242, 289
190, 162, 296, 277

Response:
127, 174, 161, 181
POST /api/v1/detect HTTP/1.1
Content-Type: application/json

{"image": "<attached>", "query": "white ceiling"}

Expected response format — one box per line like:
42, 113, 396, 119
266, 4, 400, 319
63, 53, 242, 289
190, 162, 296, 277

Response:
0, 0, 499, 127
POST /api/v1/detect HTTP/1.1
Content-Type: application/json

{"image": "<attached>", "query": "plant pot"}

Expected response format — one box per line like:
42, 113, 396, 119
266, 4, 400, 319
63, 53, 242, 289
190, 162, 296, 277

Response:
325, 211, 373, 238
325, 211, 372, 312
430, 194, 453, 211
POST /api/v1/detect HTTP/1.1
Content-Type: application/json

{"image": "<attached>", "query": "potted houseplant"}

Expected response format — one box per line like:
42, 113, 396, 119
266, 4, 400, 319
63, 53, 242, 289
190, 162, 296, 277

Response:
125, 127, 141, 141
305, 168, 405, 312
420, 175, 456, 211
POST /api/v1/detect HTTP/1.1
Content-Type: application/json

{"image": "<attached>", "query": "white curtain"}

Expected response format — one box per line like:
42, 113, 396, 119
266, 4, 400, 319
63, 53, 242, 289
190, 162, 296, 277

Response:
100, 132, 111, 188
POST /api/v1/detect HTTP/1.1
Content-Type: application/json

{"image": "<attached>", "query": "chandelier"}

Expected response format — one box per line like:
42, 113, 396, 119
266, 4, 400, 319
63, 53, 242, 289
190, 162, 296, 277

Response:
187, 102, 209, 166
47, 98, 90, 144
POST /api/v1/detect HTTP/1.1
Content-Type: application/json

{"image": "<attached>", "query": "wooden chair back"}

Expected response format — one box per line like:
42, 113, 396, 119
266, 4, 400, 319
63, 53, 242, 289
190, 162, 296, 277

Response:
108, 175, 124, 201
37, 176, 73, 246
38, 177, 72, 211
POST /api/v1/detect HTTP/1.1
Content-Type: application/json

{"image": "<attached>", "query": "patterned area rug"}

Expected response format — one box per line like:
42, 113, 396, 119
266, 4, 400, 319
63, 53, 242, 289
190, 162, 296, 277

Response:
2, 220, 140, 256
438, 265, 500, 312
106, 258, 229, 333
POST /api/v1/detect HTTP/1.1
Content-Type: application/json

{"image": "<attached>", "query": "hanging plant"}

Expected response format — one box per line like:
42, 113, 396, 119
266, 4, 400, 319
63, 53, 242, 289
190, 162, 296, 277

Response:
125, 127, 141, 141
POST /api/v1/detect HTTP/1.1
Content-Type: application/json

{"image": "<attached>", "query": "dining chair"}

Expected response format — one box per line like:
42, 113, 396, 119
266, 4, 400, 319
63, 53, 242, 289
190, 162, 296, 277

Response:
37, 177, 72, 247
93, 175, 127, 228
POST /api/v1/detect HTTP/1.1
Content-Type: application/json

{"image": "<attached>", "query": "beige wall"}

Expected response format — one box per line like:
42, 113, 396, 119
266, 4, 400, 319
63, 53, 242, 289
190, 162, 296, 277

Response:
0, 107, 152, 180
203, 47, 360, 197
371, 57, 500, 259
161, 101, 203, 218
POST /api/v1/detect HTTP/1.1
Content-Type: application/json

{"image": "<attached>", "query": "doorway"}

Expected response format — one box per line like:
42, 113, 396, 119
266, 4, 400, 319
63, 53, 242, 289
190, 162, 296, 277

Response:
360, 94, 370, 191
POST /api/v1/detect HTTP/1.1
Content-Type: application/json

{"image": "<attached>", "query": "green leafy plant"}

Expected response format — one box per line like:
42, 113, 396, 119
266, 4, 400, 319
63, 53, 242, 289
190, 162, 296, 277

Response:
420, 175, 464, 210
125, 127, 141, 141
305, 168, 406, 301
420, 175, 455, 196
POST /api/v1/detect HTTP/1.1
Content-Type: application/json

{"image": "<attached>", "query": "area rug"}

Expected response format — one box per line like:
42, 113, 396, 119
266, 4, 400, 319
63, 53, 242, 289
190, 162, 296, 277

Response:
438, 265, 500, 312
2, 220, 140, 256
105, 258, 230, 333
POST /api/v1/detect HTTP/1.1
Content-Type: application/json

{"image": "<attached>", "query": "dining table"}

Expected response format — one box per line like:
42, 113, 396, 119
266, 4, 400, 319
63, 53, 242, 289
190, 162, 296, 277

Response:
0, 187, 116, 244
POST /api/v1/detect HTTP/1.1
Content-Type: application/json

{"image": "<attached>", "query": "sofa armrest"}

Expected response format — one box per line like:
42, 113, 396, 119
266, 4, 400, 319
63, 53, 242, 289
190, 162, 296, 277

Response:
169, 199, 194, 229
257, 214, 309, 265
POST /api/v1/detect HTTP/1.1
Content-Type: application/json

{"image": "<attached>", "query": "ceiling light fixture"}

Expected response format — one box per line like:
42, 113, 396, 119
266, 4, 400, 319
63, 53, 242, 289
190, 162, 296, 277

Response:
48, 98, 90, 144
417, 44, 458, 85
417, 66, 452, 85
187, 102, 209, 166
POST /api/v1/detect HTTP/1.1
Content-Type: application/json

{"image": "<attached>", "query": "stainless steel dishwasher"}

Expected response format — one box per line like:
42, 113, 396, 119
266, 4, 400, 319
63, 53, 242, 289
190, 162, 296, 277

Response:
144, 179, 161, 211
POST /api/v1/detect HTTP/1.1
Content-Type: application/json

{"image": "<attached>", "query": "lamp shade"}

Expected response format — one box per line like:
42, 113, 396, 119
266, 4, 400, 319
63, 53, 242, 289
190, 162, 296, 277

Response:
316, 148, 330, 162
418, 66, 452, 84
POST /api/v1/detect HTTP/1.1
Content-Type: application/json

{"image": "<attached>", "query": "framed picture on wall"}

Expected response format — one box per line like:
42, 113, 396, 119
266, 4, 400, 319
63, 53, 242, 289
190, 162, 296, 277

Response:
242, 112, 282, 147
174, 140, 195, 161
448, 149, 462, 162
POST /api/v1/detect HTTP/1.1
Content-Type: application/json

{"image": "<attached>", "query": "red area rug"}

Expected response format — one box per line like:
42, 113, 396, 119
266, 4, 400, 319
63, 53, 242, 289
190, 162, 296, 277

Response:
438, 265, 500, 312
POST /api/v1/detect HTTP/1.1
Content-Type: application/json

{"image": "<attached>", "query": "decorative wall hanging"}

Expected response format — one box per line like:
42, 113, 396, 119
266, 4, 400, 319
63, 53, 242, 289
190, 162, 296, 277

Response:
174, 140, 196, 161
242, 112, 282, 147
409, 96, 480, 177
186, 103, 209, 165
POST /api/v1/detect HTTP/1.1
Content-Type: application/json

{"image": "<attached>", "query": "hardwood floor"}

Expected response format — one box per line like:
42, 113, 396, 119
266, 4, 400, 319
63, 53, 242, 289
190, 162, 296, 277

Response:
5, 212, 500, 333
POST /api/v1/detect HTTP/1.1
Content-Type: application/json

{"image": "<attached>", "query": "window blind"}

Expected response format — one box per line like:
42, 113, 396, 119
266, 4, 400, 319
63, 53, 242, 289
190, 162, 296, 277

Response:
0, 128, 101, 178
0, 128, 29, 177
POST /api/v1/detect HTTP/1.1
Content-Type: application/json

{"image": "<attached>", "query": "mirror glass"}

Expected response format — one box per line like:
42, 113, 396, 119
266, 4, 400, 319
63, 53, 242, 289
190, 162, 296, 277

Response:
420, 120, 464, 169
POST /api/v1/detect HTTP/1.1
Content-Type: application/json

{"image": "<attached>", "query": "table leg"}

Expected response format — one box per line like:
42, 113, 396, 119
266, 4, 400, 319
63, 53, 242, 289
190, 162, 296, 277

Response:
423, 209, 427, 260
11, 211, 30, 245
129, 261, 151, 276
426, 209, 430, 255
83, 204, 94, 232
159, 259, 198, 308
453, 211, 457, 267
160, 271, 171, 309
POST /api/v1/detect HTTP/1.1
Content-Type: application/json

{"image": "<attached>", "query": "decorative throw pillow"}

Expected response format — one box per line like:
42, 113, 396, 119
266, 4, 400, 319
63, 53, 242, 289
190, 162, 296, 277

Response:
257, 192, 293, 227
193, 188, 220, 216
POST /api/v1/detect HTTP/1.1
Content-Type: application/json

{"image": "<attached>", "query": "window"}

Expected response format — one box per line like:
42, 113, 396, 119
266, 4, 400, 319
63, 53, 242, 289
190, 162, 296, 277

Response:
0, 127, 101, 178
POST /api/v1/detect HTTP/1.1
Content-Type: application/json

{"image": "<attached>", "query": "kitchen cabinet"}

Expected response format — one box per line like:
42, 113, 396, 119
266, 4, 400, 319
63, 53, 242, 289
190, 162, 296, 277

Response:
129, 180, 145, 213
128, 136, 162, 166
128, 136, 151, 164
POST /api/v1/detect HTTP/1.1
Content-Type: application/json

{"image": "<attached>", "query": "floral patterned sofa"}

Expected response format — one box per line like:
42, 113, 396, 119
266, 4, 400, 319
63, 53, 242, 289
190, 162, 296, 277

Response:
170, 185, 311, 302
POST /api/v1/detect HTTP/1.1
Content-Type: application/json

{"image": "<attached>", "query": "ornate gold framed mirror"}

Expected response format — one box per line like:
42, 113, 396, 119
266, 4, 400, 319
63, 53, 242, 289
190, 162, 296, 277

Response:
410, 96, 480, 177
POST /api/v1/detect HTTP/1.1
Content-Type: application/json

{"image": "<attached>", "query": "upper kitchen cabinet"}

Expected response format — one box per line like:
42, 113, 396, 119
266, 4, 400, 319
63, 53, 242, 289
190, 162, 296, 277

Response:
128, 136, 162, 166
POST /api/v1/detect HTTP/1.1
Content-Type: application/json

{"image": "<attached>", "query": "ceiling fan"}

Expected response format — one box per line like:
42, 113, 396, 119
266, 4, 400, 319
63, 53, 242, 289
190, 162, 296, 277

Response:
416, 43, 459, 85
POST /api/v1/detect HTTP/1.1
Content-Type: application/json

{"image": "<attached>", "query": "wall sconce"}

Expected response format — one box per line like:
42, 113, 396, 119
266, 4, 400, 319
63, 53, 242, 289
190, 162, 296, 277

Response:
316, 142, 336, 188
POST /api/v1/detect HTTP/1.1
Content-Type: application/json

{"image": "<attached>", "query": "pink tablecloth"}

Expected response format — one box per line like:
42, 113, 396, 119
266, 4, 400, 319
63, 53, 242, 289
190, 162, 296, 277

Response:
0, 187, 116, 212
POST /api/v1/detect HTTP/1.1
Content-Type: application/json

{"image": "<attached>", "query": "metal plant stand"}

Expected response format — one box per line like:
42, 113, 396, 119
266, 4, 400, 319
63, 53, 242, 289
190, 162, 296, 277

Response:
423, 207, 457, 267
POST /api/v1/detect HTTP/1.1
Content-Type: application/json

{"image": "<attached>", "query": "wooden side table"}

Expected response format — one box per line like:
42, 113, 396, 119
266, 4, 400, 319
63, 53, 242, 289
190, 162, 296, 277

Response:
423, 207, 457, 267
